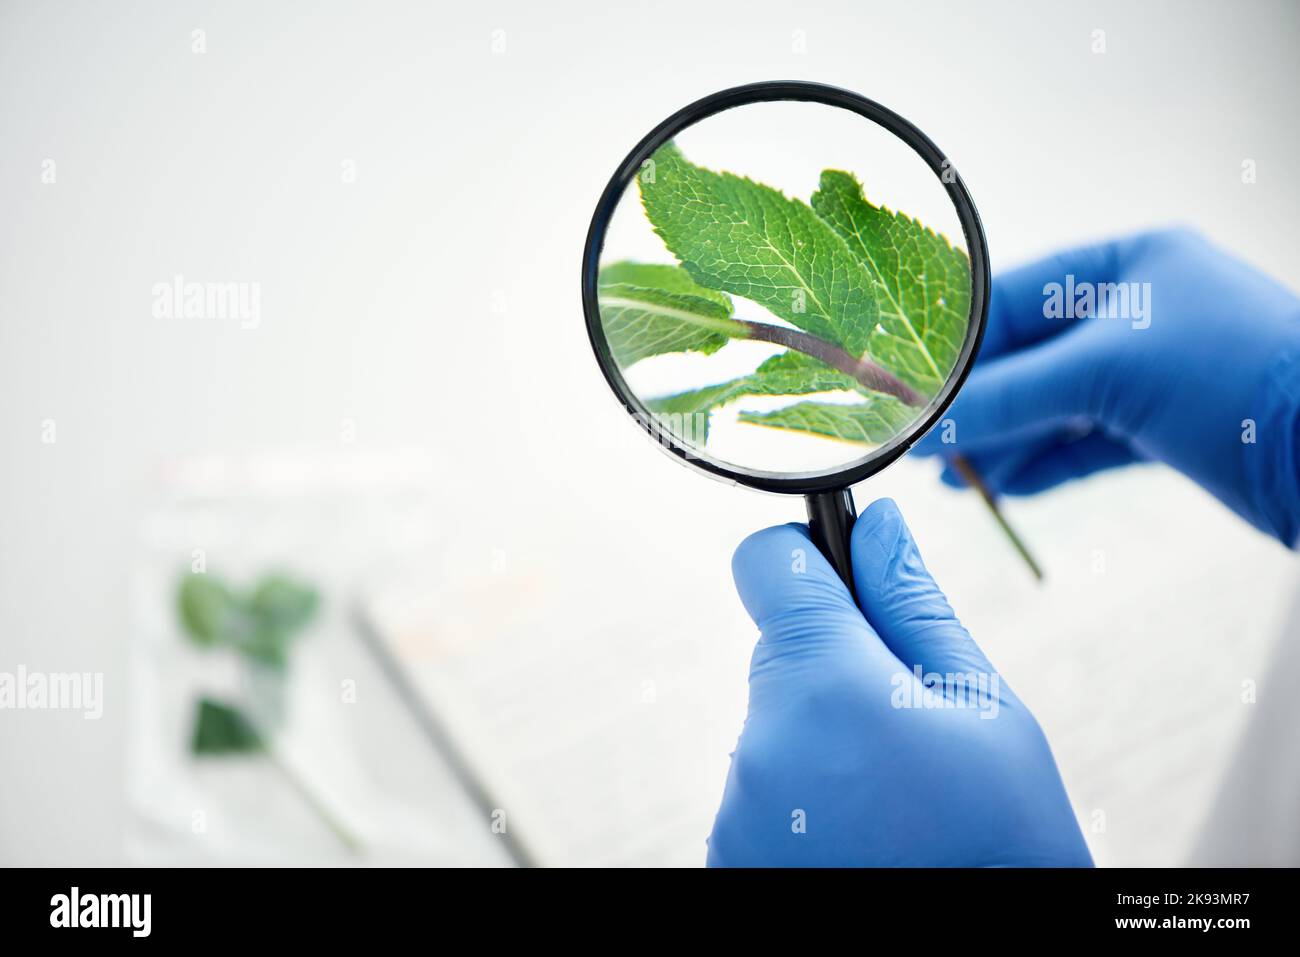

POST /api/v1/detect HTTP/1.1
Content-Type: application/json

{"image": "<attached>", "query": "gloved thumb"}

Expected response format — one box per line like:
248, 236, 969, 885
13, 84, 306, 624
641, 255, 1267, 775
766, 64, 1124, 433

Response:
851, 498, 996, 679
731, 523, 899, 708
732, 523, 872, 646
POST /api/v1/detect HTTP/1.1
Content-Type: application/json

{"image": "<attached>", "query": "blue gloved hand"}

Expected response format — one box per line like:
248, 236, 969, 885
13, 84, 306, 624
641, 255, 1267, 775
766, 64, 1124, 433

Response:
707, 498, 1092, 867
913, 228, 1300, 545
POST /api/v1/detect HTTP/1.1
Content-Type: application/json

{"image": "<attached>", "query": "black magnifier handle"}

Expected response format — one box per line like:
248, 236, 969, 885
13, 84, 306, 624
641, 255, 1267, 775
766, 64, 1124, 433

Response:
805, 488, 858, 601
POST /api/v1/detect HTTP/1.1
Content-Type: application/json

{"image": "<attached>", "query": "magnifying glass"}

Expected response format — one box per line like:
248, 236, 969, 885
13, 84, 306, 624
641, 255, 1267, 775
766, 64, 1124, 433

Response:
582, 81, 1027, 592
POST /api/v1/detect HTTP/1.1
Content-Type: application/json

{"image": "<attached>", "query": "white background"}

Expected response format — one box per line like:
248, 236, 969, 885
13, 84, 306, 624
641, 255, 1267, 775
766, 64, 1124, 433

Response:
2, 0, 1298, 865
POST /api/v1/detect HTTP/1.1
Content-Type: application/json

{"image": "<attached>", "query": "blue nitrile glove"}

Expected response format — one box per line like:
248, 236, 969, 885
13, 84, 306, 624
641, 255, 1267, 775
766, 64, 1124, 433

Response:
913, 228, 1300, 546
707, 498, 1092, 867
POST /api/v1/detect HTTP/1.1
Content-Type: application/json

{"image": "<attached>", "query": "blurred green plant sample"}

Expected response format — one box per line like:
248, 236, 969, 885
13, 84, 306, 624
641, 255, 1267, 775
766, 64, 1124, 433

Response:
176, 570, 358, 852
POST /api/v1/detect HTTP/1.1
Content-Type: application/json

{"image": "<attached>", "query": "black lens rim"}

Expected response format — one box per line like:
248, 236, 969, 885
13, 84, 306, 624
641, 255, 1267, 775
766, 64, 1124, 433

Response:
581, 80, 989, 495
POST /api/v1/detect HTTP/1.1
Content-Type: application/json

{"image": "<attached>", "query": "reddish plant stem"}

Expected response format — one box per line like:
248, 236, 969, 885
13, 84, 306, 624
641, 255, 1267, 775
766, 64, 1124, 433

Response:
738, 320, 927, 407
736, 318, 1045, 582
949, 454, 1045, 582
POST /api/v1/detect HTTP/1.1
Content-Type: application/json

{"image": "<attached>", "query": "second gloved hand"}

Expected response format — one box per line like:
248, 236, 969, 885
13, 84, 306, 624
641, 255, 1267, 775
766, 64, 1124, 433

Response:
707, 499, 1092, 867
914, 229, 1300, 544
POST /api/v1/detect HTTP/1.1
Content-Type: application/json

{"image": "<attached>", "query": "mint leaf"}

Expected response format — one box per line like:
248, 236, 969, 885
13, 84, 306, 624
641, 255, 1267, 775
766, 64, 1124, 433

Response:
811, 170, 970, 394
601, 148, 970, 452
738, 396, 914, 443
644, 381, 746, 443
239, 625, 294, 669
597, 262, 742, 366
191, 697, 263, 755
599, 260, 733, 305
646, 351, 868, 440
249, 575, 319, 632
189, 695, 362, 852
178, 575, 240, 647
732, 350, 866, 397
649, 351, 914, 446
177, 570, 319, 668
639, 142, 879, 356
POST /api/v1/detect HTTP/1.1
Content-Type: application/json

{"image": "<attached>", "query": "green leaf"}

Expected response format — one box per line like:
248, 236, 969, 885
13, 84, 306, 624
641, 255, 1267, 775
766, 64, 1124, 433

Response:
646, 352, 872, 444
238, 626, 293, 669
639, 142, 879, 356
190, 695, 362, 852
597, 262, 742, 366
177, 570, 317, 671
643, 381, 742, 444
248, 575, 319, 633
608, 149, 968, 451
811, 170, 970, 394
737, 351, 866, 397
738, 396, 915, 444
599, 261, 732, 306
177, 575, 240, 647
647, 351, 846, 419
191, 697, 263, 755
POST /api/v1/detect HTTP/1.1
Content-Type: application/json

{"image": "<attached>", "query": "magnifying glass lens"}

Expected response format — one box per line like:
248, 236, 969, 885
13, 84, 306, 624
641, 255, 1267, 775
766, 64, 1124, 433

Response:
592, 97, 975, 482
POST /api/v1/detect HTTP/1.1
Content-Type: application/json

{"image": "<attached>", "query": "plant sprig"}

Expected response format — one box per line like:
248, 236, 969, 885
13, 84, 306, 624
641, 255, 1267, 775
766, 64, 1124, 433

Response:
177, 571, 361, 852
598, 141, 1042, 578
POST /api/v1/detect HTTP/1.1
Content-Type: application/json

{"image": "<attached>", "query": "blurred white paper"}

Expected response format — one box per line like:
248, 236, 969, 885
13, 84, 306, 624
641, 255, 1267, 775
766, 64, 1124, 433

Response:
362, 454, 1299, 867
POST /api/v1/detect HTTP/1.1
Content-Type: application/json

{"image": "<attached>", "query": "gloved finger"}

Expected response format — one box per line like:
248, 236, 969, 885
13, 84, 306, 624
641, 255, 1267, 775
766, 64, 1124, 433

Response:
914, 232, 1148, 458
914, 335, 1098, 456
850, 498, 996, 678
731, 522, 877, 647
977, 238, 1123, 360
937, 434, 1061, 492
999, 431, 1138, 496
